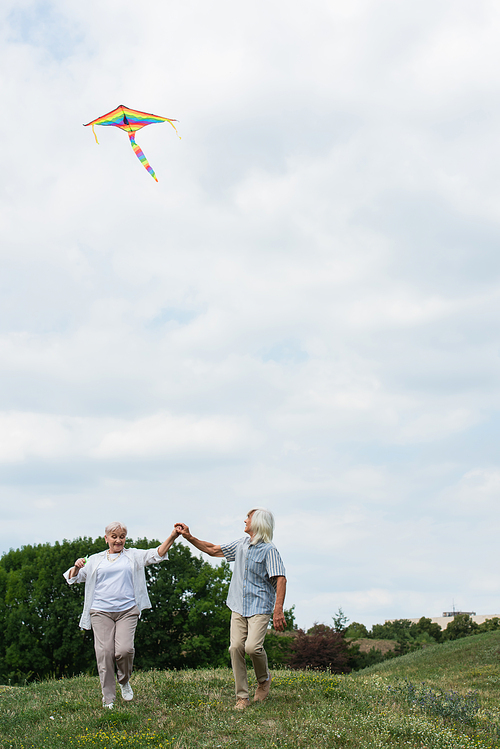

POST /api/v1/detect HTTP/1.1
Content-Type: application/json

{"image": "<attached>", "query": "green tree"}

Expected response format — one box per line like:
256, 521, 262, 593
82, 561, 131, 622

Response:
409, 617, 442, 643
442, 614, 479, 641
370, 619, 427, 655
477, 617, 500, 633
332, 607, 349, 634
0, 537, 104, 683
0, 537, 233, 683
345, 622, 370, 639
371, 619, 413, 641
135, 542, 232, 670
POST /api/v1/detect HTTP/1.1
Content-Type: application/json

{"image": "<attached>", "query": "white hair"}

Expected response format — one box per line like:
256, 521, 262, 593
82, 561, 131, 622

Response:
248, 508, 274, 545
105, 521, 127, 536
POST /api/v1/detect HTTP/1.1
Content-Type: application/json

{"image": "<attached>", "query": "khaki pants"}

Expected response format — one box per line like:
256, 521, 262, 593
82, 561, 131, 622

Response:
229, 612, 270, 700
90, 606, 139, 705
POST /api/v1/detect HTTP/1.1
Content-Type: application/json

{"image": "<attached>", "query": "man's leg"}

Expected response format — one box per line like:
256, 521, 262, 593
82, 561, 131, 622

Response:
114, 606, 139, 687
229, 612, 250, 702
245, 614, 271, 700
90, 610, 118, 706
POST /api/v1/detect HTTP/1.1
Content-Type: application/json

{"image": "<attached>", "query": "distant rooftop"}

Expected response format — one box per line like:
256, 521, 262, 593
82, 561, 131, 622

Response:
396, 614, 499, 629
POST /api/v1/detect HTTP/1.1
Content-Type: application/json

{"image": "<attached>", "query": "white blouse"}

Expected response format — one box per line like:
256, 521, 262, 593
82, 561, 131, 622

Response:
63, 546, 168, 630
91, 553, 136, 612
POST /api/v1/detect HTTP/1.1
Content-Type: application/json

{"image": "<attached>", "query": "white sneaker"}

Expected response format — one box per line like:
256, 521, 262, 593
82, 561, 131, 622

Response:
120, 681, 134, 701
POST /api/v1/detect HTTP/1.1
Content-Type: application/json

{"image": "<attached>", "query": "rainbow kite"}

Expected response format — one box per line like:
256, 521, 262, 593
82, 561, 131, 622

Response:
84, 104, 180, 182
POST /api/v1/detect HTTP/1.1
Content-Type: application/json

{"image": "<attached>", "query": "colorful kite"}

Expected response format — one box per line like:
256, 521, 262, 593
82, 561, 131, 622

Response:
84, 104, 180, 182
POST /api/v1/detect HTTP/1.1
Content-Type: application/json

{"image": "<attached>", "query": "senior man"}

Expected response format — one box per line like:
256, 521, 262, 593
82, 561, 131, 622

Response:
176, 508, 286, 709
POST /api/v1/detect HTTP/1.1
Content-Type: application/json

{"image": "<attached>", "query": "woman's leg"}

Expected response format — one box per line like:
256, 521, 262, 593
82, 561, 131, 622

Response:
114, 606, 139, 686
90, 610, 118, 705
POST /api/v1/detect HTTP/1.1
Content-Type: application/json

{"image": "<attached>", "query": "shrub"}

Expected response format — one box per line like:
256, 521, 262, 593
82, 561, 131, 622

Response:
388, 679, 481, 725
287, 625, 351, 672
477, 617, 500, 633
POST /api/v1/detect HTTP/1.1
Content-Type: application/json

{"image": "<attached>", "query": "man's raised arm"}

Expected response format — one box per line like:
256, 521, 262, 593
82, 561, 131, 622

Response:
175, 523, 224, 557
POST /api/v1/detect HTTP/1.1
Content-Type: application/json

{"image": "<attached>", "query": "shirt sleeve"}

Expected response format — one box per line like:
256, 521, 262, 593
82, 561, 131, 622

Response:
266, 546, 286, 579
63, 563, 89, 584
132, 547, 169, 566
220, 539, 240, 562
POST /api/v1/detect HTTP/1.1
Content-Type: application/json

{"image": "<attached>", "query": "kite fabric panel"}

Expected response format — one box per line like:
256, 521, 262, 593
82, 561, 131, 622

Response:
84, 104, 180, 182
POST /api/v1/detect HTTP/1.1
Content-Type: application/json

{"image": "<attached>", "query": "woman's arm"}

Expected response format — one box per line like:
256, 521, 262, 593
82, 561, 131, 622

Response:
69, 558, 87, 579
63, 557, 88, 584
157, 528, 180, 558
175, 523, 224, 557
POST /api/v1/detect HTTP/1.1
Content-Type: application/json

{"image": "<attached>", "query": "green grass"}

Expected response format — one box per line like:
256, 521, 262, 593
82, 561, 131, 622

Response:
2, 632, 500, 748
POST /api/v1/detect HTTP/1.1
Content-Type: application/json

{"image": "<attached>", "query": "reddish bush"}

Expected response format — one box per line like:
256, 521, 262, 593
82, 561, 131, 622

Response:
287, 626, 351, 673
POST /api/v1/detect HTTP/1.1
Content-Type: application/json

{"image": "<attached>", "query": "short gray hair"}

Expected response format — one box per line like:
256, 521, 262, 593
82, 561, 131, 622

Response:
248, 508, 274, 545
105, 521, 127, 536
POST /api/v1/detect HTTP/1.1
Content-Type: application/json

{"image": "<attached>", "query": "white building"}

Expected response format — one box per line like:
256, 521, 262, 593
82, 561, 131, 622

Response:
391, 612, 500, 629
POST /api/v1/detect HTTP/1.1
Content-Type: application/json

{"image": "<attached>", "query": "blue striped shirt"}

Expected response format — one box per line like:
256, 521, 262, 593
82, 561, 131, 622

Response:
220, 536, 286, 617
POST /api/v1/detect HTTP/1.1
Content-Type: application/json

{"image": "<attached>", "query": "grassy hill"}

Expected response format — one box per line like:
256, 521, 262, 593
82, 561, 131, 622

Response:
2, 632, 500, 748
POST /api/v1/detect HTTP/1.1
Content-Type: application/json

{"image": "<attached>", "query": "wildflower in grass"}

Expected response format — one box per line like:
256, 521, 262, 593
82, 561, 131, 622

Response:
388, 679, 482, 725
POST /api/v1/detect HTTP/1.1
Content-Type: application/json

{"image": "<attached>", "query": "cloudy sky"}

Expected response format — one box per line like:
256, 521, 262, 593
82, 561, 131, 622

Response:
1, 0, 500, 630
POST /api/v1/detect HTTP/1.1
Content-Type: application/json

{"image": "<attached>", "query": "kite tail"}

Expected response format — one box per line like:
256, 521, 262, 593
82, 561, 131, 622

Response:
167, 119, 182, 139
128, 133, 158, 181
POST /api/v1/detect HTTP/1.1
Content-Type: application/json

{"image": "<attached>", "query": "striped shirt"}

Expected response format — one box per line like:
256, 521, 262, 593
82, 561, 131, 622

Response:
220, 536, 286, 617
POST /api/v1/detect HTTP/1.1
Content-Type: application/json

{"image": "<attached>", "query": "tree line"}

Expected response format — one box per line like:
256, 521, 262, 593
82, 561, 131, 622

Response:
0, 537, 235, 684
260, 609, 500, 674
0, 537, 295, 685
2, 537, 496, 684
346, 611, 500, 648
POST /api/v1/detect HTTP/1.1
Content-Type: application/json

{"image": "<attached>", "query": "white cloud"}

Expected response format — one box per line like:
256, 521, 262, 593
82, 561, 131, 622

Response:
0, 410, 258, 463
93, 412, 259, 459
440, 468, 500, 514
2, 0, 500, 630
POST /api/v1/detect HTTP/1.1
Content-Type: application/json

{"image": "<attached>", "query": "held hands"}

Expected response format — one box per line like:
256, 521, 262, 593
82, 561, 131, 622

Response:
175, 523, 190, 538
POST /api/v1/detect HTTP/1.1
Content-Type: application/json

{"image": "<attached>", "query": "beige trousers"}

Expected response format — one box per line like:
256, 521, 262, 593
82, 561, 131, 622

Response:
228, 611, 270, 700
90, 605, 139, 705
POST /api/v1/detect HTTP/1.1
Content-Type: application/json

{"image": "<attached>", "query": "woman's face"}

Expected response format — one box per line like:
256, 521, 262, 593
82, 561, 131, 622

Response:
105, 530, 126, 554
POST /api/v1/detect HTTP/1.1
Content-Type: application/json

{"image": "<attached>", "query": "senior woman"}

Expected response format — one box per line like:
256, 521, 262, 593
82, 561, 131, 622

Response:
64, 521, 179, 708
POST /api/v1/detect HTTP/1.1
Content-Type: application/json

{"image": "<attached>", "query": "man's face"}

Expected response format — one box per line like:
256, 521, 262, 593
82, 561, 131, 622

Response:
105, 531, 126, 553
244, 513, 254, 536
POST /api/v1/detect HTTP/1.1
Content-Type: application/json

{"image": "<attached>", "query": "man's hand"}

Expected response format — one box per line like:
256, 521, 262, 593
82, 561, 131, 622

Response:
271, 576, 287, 630
273, 608, 286, 631
174, 525, 224, 557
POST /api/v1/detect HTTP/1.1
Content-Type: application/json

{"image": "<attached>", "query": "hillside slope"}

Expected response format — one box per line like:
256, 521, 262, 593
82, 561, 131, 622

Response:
1, 634, 500, 749
361, 630, 500, 705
